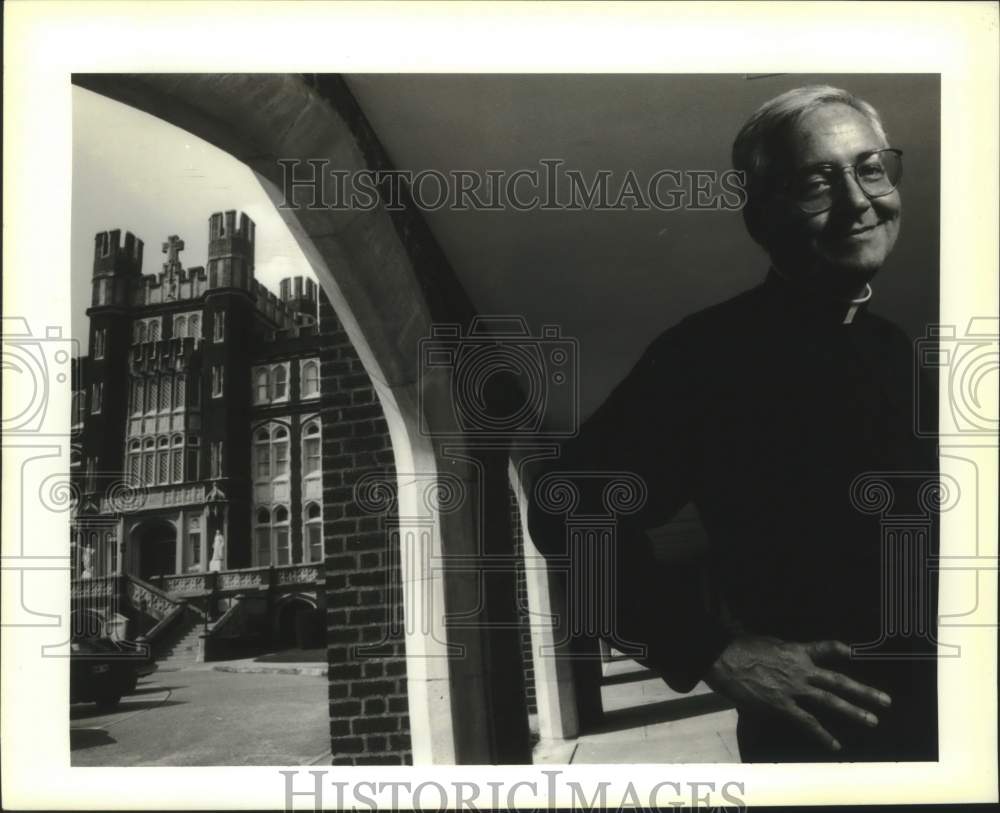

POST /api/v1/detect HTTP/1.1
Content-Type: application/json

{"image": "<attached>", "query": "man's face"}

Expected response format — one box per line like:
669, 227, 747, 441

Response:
761, 103, 901, 293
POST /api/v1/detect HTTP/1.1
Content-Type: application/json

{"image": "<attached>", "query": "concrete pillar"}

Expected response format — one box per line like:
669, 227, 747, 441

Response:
201, 505, 211, 571
174, 511, 184, 575
510, 458, 579, 742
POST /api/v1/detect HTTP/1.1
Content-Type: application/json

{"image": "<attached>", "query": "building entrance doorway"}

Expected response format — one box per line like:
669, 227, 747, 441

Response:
131, 519, 177, 581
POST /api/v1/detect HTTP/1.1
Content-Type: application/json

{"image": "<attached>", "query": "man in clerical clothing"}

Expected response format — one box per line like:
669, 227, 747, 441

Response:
528, 86, 938, 762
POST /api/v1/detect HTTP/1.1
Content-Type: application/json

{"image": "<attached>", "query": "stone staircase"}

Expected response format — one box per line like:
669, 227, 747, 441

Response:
152, 609, 204, 671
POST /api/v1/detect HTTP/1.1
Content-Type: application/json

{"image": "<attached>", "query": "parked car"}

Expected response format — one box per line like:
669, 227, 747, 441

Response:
70, 636, 157, 710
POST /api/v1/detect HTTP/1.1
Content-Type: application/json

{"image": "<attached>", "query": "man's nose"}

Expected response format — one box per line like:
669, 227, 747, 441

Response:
838, 169, 872, 214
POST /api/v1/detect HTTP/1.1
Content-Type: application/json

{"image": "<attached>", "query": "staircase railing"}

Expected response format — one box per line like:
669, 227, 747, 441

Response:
125, 574, 183, 621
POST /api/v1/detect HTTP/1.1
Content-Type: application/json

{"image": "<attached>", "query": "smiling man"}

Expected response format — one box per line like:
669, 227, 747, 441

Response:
528, 86, 939, 763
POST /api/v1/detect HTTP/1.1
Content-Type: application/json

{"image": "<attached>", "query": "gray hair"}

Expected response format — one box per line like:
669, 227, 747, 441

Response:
732, 85, 889, 245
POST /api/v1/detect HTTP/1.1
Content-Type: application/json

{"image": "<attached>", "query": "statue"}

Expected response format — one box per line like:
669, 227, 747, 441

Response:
80, 545, 94, 580
209, 530, 225, 572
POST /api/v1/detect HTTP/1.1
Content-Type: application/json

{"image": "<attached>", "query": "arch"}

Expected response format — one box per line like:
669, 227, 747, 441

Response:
127, 517, 178, 581
75, 73, 515, 764
273, 594, 321, 650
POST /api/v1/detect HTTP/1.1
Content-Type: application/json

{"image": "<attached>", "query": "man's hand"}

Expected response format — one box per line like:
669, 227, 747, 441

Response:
704, 636, 892, 752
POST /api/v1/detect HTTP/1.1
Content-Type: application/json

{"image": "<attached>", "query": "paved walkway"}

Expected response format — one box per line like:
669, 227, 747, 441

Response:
71, 666, 330, 766
535, 659, 740, 763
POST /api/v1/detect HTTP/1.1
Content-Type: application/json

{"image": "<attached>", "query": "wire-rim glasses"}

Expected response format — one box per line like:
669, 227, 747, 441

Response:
781, 148, 903, 214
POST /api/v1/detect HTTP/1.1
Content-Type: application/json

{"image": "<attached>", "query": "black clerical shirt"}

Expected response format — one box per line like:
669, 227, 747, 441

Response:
527, 270, 939, 762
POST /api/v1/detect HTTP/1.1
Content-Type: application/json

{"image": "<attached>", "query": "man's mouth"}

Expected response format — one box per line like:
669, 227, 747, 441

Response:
837, 221, 883, 240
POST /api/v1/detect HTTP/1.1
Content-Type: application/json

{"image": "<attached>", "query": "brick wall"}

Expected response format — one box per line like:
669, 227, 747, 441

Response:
510, 487, 537, 716
320, 292, 411, 765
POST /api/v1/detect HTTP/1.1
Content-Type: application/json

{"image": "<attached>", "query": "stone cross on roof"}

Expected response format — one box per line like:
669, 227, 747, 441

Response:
162, 235, 185, 266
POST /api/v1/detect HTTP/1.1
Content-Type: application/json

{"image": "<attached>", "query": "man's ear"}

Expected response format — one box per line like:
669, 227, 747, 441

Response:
742, 198, 773, 250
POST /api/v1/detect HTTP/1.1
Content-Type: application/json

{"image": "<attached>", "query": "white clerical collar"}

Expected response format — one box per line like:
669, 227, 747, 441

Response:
843, 283, 873, 325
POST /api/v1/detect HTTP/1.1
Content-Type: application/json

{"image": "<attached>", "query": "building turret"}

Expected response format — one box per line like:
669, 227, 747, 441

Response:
206, 211, 255, 293
279, 276, 318, 325
91, 229, 143, 308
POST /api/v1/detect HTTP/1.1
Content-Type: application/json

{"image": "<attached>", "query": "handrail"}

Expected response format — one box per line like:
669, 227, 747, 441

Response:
137, 602, 187, 644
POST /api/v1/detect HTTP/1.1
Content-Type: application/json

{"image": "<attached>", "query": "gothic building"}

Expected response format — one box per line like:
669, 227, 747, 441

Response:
71, 211, 337, 649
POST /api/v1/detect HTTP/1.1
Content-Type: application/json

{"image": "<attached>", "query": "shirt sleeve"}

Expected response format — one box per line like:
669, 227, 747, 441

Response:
526, 321, 733, 692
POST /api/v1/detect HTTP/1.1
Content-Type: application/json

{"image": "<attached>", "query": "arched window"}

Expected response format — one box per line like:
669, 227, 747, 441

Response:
302, 421, 321, 476
134, 321, 147, 344
127, 440, 140, 482
254, 507, 271, 566
273, 365, 288, 400
156, 436, 170, 484
254, 369, 270, 404
304, 501, 323, 563
142, 438, 155, 485
254, 428, 271, 479
148, 319, 161, 342
301, 360, 320, 398
171, 435, 184, 482
273, 427, 289, 477
189, 314, 201, 339
174, 315, 187, 338
273, 505, 290, 565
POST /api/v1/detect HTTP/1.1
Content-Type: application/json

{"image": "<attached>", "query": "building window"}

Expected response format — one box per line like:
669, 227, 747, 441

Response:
273, 505, 290, 565
254, 368, 270, 404
142, 438, 155, 485
72, 390, 86, 426
251, 362, 291, 404
304, 502, 323, 563
156, 436, 170, 485
254, 507, 271, 567
252, 422, 294, 565
131, 380, 144, 415
273, 426, 289, 476
172, 312, 202, 340
273, 365, 287, 400
159, 376, 172, 412
90, 382, 103, 414
302, 420, 321, 476
300, 359, 320, 399
173, 375, 186, 410
254, 505, 292, 567
127, 439, 141, 483
211, 365, 224, 398
133, 317, 162, 345
146, 378, 158, 413
213, 311, 225, 342
210, 441, 224, 479
186, 436, 200, 481
172, 435, 184, 482
93, 329, 107, 359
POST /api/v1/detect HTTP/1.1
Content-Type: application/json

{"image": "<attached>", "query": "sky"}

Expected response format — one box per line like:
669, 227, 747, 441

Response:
71, 86, 316, 349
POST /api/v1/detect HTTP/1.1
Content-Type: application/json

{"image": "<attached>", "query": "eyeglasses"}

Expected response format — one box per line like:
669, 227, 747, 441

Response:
780, 148, 903, 214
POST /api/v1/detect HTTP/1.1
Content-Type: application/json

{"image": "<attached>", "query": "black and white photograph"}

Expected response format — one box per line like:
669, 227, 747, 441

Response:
2, 3, 997, 811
